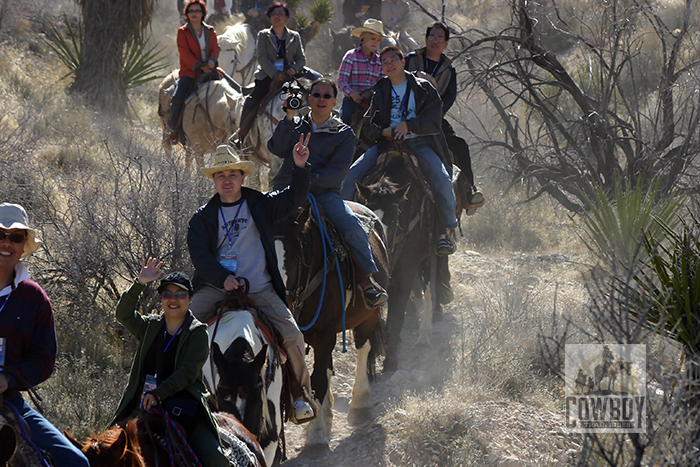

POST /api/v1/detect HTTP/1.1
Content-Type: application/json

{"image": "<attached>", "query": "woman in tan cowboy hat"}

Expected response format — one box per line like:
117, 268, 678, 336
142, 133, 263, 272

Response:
0, 203, 90, 467
187, 143, 319, 423
338, 18, 388, 125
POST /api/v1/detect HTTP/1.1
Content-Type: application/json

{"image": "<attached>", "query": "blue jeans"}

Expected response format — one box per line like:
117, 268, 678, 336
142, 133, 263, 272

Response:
341, 138, 458, 230
5, 393, 90, 467
340, 96, 360, 125
313, 191, 378, 274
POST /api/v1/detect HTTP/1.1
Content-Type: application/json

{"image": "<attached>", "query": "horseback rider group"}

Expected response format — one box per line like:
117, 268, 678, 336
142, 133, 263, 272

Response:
1, 1, 485, 462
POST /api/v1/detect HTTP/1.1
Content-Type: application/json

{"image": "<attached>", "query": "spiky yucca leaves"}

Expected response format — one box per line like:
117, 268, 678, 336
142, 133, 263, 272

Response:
580, 177, 684, 270
636, 217, 700, 354
43, 16, 167, 90
310, 0, 333, 24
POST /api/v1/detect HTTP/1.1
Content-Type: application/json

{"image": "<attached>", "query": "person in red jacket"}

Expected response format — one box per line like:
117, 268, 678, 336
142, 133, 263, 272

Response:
167, 0, 222, 144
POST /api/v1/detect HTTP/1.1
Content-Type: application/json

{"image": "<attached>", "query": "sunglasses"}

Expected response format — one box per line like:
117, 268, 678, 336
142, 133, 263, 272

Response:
311, 92, 333, 99
0, 232, 26, 244
160, 290, 189, 300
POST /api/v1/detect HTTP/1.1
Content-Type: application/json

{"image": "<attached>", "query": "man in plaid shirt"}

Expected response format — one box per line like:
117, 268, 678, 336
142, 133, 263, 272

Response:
338, 19, 387, 124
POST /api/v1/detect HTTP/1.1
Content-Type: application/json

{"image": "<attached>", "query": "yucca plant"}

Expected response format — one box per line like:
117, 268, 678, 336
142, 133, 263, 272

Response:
579, 177, 684, 271
310, 0, 333, 25
637, 217, 700, 355
42, 16, 167, 89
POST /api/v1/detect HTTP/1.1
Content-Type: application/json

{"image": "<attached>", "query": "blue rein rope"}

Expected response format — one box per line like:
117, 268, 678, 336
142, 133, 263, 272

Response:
301, 194, 348, 352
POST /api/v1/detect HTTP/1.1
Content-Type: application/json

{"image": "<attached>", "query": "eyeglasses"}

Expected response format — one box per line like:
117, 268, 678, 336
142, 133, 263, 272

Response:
427, 34, 446, 42
187, 9, 203, 13
311, 92, 333, 99
0, 232, 26, 244
161, 290, 189, 300
381, 58, 401, 66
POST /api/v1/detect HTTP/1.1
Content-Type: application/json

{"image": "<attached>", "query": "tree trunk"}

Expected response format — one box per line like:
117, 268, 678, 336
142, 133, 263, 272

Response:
69, 0, 128, 114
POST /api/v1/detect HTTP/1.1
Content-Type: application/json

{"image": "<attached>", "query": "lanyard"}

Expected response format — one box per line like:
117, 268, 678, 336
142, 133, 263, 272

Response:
220, 202, 244, 248
275, 31, 285, 57
0, 291, 11, 314
163, 320, 186, 354
391, 85, 411, 119
425, 57, 441, 76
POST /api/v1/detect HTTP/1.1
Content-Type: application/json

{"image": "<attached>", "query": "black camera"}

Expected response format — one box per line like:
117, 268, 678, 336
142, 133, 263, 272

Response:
282, 82, 304, 110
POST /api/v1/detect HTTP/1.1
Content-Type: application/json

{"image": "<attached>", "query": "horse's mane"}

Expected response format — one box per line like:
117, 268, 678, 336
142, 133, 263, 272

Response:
220, 21, 253, 49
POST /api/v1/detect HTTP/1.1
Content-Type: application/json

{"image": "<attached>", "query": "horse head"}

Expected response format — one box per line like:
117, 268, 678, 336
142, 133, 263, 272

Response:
356, 177, 411, 233
330, 27, 358, 70
0, 422, 16, 466
65, 427, 144, 467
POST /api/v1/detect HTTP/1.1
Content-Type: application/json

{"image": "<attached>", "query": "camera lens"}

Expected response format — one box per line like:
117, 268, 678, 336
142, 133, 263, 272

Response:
289, 97, 302, 109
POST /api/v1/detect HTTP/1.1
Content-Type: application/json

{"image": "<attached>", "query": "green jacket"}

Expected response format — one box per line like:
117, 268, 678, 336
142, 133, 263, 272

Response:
110, 280, 219, 439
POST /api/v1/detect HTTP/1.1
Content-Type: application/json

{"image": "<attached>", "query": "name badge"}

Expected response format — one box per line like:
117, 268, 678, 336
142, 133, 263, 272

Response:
141, 373, 157, 408
274, 59, 284, 72
220, 253, 238, 274
0, 337, 5, 367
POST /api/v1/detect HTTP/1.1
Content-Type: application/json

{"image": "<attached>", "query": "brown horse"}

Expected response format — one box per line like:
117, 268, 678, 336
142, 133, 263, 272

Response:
158, 72, 246, 169
0, 406, 50, 467
66, 412, 266, 467
275, 200, 389, 445
355, 148, 441, 372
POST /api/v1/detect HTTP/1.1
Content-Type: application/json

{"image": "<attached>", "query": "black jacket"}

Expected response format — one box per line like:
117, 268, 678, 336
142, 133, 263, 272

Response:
362, 71, 453, 171
187, 164, 310, 303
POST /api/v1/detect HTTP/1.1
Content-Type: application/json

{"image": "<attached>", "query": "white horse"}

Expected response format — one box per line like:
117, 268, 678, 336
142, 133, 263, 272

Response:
158, 72, 246, 168
218, 22, 257, 86
205, 309, 284, 467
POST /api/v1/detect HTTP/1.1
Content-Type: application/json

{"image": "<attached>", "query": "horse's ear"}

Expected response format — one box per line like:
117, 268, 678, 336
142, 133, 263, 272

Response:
212, 342, 227, 372
109, 429, 129, 458
253, 344, 268, 372
63, 430, 83, 450
396, 183, 411, 200
0, 424, 17, 465
356, 181, 371, 202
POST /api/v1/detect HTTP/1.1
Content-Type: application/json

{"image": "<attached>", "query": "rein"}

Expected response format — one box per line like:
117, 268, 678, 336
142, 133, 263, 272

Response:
143, 403, 202, 467
294, 194, 349, 352
1, 401, 52, 467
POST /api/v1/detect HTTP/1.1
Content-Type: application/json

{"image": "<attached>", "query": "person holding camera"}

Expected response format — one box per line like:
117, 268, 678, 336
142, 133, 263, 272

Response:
268, 78, 388, 308
235, 2, 310, 147
110, 260, 229, 466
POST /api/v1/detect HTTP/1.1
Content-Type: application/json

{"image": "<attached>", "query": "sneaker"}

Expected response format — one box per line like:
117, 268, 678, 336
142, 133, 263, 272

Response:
363, 285, 388, 308
437, 230, 456, 256
293, 399, 315, 423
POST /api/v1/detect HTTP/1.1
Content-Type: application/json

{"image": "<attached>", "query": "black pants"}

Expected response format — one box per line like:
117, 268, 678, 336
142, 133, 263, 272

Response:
443, 118, 474, 187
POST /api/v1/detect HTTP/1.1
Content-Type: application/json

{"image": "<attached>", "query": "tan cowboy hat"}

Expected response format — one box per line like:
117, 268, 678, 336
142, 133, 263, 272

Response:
201, 145, 256, 179
351, 19, 389, 39
0, 203, 41, 258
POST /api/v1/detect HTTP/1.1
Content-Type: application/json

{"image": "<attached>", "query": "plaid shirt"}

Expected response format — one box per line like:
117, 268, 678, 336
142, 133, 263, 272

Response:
338, 46, 383, 96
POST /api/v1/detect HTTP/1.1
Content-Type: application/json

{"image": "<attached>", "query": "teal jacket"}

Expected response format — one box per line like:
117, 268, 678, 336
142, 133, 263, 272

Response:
110, 280, 218, 438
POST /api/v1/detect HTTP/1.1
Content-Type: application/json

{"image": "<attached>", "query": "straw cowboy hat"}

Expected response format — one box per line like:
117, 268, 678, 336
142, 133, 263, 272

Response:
0, 203, 41, 258
201, 145, 256, 179
351, 19, 389, 38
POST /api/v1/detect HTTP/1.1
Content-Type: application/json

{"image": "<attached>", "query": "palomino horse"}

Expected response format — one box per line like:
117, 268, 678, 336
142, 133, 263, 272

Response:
66, 411, 266, 467
0, 405, 49, 467
275, 200, 390, 445
158, 72, 245, 168
204, 293, 285, 467
218, 22, 257, 86
355, 148, 441, 372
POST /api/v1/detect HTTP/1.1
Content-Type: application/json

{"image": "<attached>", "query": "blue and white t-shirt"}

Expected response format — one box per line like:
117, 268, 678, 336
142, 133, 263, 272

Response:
389, 80, 416, 127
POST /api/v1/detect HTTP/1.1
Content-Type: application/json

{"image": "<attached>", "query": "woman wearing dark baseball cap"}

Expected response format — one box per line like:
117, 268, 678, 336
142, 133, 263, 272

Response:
110, 258, 229, 466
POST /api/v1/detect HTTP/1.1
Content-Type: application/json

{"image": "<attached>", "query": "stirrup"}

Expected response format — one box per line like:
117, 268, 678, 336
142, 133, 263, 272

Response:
290, 387, 318, 425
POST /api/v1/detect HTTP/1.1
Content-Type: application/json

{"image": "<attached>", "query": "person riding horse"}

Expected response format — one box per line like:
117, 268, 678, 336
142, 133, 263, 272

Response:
380, 0, 419, 51
167, 0, 222, 145
0, 203, 90, 467
337, 19, 387, 126
241, 0, 273, 32
111, 262, 230, 466
268, 77, 389, 308
342, 0, 382, 27
187, 144, 317, 423
235, 2, 318, 148
341, 46, 459, 256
